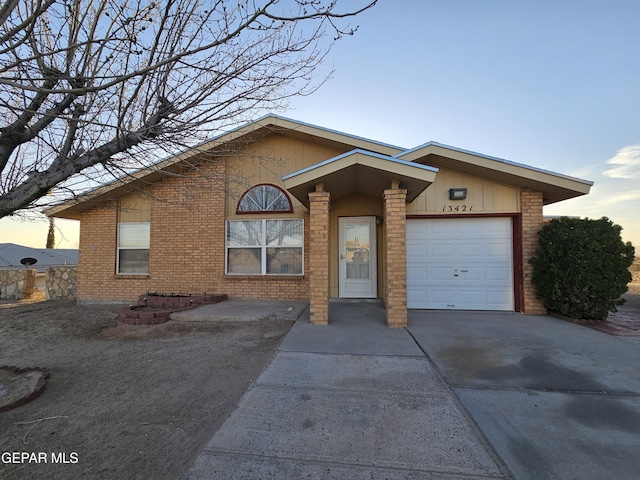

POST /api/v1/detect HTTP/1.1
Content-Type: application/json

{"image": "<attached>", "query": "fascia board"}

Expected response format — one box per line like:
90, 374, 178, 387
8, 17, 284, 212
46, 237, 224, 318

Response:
398, 142, 593, 189
283, 149, 437, 186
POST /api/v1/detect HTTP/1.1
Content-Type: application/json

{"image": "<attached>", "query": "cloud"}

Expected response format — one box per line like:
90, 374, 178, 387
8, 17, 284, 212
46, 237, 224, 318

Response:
603, 144, 640, 179
592, 188, 640, 207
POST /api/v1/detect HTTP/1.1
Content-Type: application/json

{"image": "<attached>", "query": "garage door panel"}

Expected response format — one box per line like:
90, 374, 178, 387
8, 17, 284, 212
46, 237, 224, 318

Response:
430, 243, 455, 258
456, 221, 480, 235
429, 266, 457, 282
457, 290, 484, 307
407, 266, 428, 281
486, 267, 511, 282
486, 290, 514, 308
456, 243, 486, 258
406, 220, 427, 238
486, 243, 512, 259
429, 221, 456, 236
407, 288, 455, 308
426, 289, 457, 307
406, 243, 428, 261
406, 218, 514, 311
456, 268, 482, 282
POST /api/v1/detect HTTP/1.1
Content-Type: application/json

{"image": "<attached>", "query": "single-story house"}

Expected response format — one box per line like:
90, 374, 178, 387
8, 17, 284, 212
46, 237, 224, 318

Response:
45, 115, 592, 326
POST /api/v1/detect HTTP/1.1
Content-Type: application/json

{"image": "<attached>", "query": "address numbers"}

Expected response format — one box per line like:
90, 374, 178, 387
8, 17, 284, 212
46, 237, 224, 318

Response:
442, 205, 473, 212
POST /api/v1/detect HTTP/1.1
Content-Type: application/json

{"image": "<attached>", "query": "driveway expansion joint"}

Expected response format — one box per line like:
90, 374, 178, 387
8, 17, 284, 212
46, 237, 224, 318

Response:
197, 448, 507, 479
451, 385, 640, 396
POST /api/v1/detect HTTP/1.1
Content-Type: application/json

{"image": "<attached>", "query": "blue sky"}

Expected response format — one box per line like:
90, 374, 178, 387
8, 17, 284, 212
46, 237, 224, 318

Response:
1, 0, 639, 248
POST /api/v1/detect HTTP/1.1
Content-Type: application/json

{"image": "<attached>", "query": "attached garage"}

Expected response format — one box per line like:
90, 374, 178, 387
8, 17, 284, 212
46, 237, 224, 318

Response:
406, 217, 514, 310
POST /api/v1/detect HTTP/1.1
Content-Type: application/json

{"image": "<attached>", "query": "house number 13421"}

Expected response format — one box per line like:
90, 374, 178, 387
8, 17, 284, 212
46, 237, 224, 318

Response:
442, 205, 473, 212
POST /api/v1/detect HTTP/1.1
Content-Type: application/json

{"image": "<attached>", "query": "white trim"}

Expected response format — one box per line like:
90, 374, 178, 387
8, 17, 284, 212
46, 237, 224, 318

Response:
338, 216, 377, 298
225, 218, 304, 276
116, 222, 150, 275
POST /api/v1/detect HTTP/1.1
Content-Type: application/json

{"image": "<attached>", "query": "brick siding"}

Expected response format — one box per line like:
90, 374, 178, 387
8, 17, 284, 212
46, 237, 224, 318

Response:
77, 159, 309, 303
520, 189, 547, 314
384, 188, 408, 327
308, 190, 331, 325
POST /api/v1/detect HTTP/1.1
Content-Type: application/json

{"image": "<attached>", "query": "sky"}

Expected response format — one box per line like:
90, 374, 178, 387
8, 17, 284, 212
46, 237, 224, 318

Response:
1, 0, 638, 248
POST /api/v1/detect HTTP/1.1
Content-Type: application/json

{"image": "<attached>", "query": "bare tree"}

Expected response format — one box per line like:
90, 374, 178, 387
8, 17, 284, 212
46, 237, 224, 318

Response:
0, 0, 376, 218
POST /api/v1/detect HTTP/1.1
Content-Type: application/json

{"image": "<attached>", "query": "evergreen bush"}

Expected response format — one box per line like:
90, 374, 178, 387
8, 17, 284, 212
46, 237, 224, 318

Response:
529, 216, 635, 320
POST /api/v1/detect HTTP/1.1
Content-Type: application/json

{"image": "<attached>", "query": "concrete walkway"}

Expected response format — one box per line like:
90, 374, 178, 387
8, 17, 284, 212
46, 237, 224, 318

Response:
183, 302, 640, 479
183, 302, 509, 479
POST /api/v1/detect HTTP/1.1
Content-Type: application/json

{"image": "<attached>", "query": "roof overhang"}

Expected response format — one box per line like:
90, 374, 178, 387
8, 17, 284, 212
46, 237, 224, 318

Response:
282, 149, 438, 208
397, 142, 593, 205
45, 115, 405, 219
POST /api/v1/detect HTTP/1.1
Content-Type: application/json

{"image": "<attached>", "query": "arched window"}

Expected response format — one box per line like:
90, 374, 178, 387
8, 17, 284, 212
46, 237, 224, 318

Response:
236, 184, 293, 213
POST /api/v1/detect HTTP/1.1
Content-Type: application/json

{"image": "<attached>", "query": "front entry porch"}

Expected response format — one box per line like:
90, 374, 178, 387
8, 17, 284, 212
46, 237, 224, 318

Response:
283, 149, 438, 327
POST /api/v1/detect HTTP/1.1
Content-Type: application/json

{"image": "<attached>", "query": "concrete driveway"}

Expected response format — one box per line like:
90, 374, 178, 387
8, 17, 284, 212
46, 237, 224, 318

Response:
183, 301, 640, 479
408, 310, 640, 480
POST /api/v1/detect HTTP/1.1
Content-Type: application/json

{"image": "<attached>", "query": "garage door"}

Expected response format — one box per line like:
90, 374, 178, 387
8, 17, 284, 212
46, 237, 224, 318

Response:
406, 217, 514, 310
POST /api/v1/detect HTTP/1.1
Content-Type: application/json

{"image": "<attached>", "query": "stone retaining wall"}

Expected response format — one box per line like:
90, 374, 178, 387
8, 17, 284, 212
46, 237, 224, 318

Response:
46, 266, 77, 300
0, 270, 28, 299
0, 267, 77, 301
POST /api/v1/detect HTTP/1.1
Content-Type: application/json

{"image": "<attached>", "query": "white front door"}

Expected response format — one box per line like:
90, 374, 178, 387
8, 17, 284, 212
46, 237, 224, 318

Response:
339, 216, 377, 298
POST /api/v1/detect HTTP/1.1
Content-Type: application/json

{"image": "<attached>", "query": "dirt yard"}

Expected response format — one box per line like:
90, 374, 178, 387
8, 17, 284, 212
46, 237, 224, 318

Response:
0, 301, 293, 480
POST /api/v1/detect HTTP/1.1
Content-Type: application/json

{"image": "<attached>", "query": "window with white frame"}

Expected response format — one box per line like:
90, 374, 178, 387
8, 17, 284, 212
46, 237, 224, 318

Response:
226, 219, 303, 275
236, 184, 293, 213
117, 196, 150, 274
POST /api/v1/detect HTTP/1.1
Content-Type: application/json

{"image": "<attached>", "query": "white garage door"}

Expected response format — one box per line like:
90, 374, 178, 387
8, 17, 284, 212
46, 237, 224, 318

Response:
406, 217, 514, 310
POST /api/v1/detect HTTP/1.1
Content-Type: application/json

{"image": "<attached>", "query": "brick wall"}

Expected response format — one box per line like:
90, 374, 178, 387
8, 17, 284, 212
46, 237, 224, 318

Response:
308, 190, 331, 325
77, 158, 309, 303
384, 188, 408, 327
78, 200, 125, 302
520, 189, 547, 314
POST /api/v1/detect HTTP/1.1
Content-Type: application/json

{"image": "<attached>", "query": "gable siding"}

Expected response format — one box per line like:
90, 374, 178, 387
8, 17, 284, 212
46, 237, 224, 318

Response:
407, 167, 520, 215
226, 134, 345, 218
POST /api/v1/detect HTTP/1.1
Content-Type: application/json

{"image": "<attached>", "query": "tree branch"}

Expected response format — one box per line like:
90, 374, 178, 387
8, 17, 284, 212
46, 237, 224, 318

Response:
0, 105, 168, 217
0, 0, 378, 217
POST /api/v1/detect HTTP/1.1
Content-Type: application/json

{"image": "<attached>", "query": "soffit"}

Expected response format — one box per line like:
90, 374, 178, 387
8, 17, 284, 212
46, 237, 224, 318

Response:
398, 144, 592, 205
282, 150, 438, 209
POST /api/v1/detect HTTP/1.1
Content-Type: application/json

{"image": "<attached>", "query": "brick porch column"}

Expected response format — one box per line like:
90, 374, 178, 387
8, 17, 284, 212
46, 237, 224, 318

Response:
383, 187, 408, 327
521, 189, 547, 314
308, 187, 331, 325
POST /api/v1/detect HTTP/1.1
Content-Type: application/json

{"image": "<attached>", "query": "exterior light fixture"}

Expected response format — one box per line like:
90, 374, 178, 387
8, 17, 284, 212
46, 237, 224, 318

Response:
449, 188, 467, 200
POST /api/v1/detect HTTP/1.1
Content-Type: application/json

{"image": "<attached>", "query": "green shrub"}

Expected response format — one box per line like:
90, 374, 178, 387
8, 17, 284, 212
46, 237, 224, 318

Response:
529, 217, 635, 320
